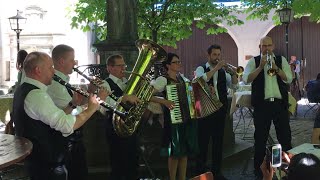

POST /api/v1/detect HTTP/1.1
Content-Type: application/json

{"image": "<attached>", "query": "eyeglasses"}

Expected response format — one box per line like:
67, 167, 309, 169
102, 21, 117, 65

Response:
171, 61, 182, 64
112, 64, 127, 68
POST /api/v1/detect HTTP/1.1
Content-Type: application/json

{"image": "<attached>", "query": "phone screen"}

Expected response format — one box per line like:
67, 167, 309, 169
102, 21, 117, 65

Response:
272, 147, 281, 167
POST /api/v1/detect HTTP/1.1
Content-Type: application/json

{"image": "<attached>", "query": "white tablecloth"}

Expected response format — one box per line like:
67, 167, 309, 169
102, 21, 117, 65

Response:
288, 143, 320, 158
0, 94, 14, 124
230, 91, 252, 115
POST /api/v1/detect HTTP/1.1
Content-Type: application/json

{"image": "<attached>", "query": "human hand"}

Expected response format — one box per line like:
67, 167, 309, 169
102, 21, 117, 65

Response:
271, 61, 279, 71
87, 94, 100, 111
261, 156, 274, 180
164, 100, 175, 110
216, 60, 226, 69
122, 95, 141, 105
259, 55, 268, 69
71, 92, 83, 106
87, 83, 98, 94
209, 85, 216, 95
97, 87, 110, 101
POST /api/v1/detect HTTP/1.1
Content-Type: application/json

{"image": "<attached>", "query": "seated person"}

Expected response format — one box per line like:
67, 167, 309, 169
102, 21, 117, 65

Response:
261, 152, 320, 180
305, 73, 320, 102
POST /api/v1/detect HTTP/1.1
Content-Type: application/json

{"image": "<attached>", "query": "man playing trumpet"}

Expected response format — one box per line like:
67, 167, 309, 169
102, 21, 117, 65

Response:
243, 36, 292, 179
194, 44, 237, 179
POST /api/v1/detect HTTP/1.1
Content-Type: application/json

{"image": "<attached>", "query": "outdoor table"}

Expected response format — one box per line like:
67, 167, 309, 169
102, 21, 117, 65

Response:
288, 143, 320, 158
0, 134, 33, 169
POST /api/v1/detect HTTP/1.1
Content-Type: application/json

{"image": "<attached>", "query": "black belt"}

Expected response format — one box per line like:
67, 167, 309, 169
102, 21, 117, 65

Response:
265, 98, 281, 102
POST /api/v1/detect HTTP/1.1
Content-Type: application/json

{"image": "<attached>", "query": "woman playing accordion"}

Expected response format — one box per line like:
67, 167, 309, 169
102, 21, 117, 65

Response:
150, 53, 199, 180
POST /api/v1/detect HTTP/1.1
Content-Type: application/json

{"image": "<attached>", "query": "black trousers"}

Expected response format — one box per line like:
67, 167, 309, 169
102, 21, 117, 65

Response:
25, 158, 67, 180
106, 128, 138, 180
66, 140, 88, 180
253, 100, 292, 176
196, 107, 227, 175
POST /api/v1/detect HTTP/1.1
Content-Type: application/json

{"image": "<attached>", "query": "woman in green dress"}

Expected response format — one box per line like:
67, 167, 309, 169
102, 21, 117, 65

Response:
151, 53, 198, 180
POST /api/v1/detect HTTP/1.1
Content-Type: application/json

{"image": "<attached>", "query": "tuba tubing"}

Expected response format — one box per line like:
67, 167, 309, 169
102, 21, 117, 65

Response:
73, 67, 130, 111
112, 39, 167, 137
52, 74, 127, 119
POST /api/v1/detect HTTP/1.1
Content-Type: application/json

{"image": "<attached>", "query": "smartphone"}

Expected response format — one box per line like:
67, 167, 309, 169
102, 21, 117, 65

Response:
271, 144, 282, 168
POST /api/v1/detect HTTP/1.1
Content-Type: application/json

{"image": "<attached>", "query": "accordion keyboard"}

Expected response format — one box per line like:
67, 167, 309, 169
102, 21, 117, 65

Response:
166, 85, 184, 124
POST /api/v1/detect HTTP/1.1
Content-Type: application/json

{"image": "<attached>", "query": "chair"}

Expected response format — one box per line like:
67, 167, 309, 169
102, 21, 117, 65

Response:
304, 80, 320, 117
189, 172, 214, 180
304, 98, 320, 117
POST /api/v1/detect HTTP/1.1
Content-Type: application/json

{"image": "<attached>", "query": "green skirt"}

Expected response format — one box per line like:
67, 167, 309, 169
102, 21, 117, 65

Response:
160, 120, 199, 157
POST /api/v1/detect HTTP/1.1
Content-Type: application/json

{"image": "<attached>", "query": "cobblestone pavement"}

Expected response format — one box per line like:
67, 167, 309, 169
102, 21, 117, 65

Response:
222, 99, 317, 180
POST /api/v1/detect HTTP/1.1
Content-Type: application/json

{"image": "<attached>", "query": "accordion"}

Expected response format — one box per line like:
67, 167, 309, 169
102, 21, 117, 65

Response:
166, 77, 222, 124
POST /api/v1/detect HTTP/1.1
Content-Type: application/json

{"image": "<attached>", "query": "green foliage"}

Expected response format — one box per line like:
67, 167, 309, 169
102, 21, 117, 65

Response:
241, 0, 320, 23
137, 0, 243, 47
68, 0, 243, 47
292, 0, 320, 22
67, 0, 107, 42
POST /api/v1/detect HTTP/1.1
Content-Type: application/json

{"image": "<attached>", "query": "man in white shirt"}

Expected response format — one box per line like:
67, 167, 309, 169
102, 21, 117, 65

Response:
194, 44, 237, 179
47, 44, 108, 180
12, 51, 99, 180
242, 36, 293, 179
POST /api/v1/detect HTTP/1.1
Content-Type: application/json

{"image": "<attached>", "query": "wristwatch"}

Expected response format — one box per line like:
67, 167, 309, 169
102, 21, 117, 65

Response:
68, 101, 77, 109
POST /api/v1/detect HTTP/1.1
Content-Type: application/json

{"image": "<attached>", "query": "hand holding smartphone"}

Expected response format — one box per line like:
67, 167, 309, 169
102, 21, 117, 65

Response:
265, 147, 272, 171
271, 144, 282, 168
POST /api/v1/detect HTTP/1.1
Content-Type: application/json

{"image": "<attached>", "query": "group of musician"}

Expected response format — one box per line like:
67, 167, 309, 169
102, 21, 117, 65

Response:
11, 35, 294, 180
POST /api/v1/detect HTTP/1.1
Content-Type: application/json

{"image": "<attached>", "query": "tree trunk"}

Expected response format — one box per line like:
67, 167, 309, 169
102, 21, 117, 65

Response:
106, 0, 138, 43
152, 30, 157, 43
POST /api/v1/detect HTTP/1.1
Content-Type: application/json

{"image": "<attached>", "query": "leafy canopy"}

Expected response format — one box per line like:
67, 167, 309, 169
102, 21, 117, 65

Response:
241, 0, 320, 23
67, 0, 243, 47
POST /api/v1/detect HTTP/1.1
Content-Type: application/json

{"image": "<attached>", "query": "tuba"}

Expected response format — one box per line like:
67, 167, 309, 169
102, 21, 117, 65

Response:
113, 39, 167, 137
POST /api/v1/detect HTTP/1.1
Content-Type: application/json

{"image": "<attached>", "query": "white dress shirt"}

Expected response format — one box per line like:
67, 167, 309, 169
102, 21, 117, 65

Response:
195, 62, 235, 100
100, 74, 127, 114
151, 74, 189, 92
24, 77, 76, 136
47, 70, 82, 115
242, 54, 293, 99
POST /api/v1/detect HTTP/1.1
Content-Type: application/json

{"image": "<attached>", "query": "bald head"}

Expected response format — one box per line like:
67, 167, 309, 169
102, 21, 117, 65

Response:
23, 51, 55, 85
260, 36, 273, 45
260, 36, 274, 55
24, 52, 49, 75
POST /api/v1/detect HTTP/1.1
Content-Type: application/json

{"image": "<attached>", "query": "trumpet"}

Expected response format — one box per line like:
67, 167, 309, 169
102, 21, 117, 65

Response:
215, 59, 244, 76
52, 74, 127, 119
266, 51, 277, 76
224, 63, 244, 76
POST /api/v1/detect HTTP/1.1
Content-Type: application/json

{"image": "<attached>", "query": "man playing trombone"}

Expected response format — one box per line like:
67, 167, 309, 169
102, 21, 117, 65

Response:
47, 44, 109, 180
242, 36, 293, 179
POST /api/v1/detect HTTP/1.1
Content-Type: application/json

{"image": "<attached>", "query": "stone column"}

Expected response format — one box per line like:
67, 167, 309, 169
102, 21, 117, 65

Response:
94, 0, 139, 76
